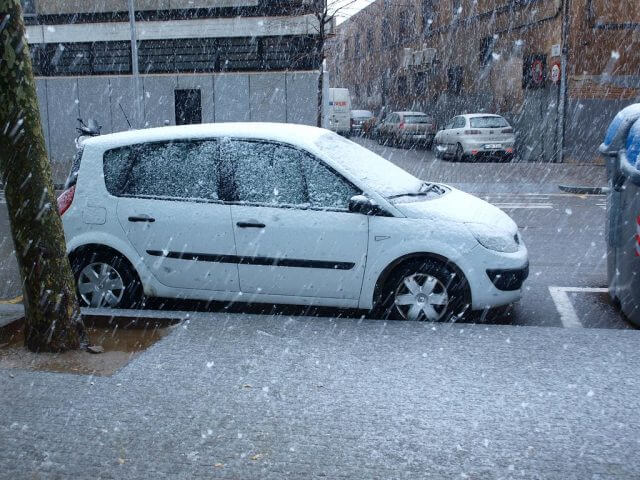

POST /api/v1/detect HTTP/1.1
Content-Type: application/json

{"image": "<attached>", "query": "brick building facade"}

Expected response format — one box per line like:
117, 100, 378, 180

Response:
327, 0, 640, 163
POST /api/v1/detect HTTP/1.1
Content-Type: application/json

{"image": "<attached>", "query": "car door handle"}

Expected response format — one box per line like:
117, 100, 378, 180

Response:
236, 221, 266, 228
128, 215, 156, 223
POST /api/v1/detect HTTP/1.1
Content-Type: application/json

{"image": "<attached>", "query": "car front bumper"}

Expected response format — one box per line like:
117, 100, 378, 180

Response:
462, 241, 529, 310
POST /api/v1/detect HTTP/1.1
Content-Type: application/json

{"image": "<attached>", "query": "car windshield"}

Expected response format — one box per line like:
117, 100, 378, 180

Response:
352, 110, 373, 119
404, 115, 433, 124
314, 133, 423, 198
470, 116, 509, 128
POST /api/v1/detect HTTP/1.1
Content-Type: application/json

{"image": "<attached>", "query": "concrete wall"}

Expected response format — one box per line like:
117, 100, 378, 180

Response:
35, 71, 319, 184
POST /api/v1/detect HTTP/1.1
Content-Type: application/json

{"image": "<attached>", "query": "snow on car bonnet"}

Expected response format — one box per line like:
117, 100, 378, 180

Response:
314, 133, 423, 197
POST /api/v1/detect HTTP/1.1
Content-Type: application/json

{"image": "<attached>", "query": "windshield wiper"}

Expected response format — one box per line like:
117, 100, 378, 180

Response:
388, 183, 443, 199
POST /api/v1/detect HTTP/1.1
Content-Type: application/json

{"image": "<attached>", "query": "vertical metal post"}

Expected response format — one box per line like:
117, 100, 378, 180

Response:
128, 0, 141, 129
556, 0, 571, 163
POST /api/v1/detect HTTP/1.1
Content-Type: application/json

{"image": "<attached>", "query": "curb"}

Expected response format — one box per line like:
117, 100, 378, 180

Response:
558, 185, 608, 195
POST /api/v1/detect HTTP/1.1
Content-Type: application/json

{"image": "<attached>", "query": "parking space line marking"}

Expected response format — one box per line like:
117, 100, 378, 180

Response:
493, 203, 554, 209
549, 286, 609, 328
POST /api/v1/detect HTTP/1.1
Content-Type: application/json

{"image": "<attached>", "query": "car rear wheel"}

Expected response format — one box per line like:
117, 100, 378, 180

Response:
71, 250, 142, 309
454, 143, 465, 162
377, 259, 470, 322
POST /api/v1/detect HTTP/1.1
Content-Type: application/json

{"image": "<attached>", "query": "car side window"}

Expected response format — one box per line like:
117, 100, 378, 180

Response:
300, 155, 359, 210
453, 117, 466, 129
222, 139, 307, 206
103, 140, 219, 201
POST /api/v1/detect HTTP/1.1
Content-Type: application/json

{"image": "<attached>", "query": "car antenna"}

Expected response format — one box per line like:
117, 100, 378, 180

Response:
119, 103, 132, 129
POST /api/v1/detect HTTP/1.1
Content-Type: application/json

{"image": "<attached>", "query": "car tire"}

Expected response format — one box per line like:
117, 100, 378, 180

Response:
376, 259, 471, 322
434, 143, 443, 159
454, 143, 465, 162
71, 249, 143, 309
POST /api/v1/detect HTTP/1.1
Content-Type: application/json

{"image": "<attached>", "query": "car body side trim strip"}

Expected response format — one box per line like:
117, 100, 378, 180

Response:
146, 250, 355, 270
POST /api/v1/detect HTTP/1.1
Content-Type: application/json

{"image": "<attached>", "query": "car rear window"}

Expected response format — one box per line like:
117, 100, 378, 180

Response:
470, 116, 509, 128
64, 147, 84, 189
404, 115, 433, 124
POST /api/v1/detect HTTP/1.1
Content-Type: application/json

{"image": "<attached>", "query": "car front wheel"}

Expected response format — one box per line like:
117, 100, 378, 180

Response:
378, 259, 470, 321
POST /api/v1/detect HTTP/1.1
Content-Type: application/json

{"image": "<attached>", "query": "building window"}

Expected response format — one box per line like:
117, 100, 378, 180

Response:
451, 0, 462, 22
344, 38, 350, 57
399, 11, 409, 39
422, 0, 434, 33
366, 29, 374, 50
480, 36, 496, 66
397, 76, 408, 96
175, 89, 202, 125
354, 33, 361, 56
414, 71, 428, 91
20, 0, 36, 15
381, 18, 390, 46
447, 66, 463, 94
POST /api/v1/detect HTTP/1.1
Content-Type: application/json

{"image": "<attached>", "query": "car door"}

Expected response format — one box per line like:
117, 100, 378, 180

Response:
451, 116, 467, 144
110, 140, 240, 292
221, 138, 369, 300
439, 118, 455, 145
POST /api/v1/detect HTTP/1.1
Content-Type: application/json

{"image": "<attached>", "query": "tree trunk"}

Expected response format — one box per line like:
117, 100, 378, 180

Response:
0, 1, 86, 352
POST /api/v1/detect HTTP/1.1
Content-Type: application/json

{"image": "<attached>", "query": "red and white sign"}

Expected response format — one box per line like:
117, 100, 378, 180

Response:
551, 62, 561, 84
636, 215, 640, 257
531, 59, 545, 85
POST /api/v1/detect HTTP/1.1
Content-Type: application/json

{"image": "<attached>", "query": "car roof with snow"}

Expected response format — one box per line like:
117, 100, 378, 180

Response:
83, 122, 424, 199
396, 111, 428, 116
83, 122, 328, 153
463, 113, 504, 118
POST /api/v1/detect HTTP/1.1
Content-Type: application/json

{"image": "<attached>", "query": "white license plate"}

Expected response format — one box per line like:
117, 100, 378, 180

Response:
485, 144, 502, 149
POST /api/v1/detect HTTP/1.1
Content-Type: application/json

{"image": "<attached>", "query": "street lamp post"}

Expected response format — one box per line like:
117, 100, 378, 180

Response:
128, 0, 142, 129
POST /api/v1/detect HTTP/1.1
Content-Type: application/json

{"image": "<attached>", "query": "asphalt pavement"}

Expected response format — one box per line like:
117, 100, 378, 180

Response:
0, 141, 630, 330
2, 314, 640, 479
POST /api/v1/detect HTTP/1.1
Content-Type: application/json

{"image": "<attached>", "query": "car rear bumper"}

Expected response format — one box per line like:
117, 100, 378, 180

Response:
399, 133, 435, 143
460, 138, 515, 155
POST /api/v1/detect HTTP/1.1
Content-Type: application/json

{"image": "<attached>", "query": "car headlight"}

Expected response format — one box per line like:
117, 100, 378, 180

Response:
466, 223, 519, 253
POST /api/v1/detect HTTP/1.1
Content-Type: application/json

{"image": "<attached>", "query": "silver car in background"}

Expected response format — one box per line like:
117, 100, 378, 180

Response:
376, 111, 437, 148
351, 110, 374, 136
434, 114, 516, 162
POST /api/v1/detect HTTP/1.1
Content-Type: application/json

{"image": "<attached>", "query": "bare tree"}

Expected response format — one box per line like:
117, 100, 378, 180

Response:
0, 0, 86, 352
310, 0, 364, 127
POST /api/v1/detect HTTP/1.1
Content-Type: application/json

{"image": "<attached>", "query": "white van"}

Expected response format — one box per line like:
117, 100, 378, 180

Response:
328, 88, 351, 135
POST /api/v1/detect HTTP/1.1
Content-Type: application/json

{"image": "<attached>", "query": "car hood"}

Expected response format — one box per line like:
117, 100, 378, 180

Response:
392, 186, 518, 234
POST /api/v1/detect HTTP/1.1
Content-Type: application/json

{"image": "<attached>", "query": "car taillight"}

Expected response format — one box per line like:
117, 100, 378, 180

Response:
57, 185, 75, 215
465, 130, 481, 134
399, 122, 405, 129
502, 128, 514, 133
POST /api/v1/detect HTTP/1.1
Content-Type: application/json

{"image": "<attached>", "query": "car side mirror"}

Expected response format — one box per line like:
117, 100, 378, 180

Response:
349, 195, 383, 215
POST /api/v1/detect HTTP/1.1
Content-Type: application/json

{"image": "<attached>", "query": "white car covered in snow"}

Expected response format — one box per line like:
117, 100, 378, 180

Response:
58, 123, 528, 321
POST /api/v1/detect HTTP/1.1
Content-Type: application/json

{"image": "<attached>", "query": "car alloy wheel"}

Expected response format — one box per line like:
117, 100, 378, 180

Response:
394, 273, 449, 321
78, 262, 125, 308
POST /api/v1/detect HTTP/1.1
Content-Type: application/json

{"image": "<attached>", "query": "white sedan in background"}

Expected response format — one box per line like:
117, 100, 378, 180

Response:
434, 114, 516, 162
59, 123, 528, 321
